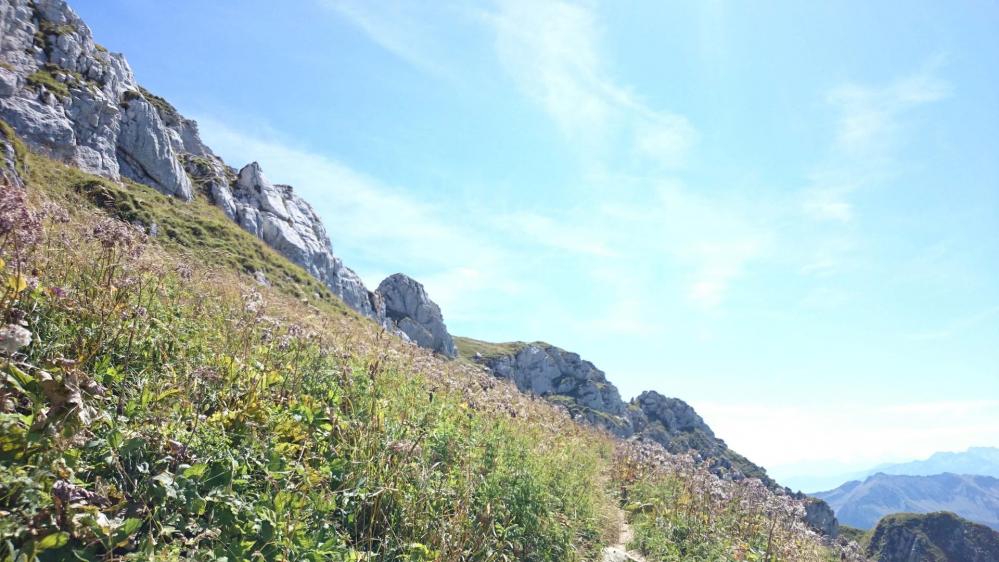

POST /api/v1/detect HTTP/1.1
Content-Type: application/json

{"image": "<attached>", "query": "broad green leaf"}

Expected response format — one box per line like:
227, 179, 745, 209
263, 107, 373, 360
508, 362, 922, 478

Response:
183, 463, 209, 478
36, 531, 69, 550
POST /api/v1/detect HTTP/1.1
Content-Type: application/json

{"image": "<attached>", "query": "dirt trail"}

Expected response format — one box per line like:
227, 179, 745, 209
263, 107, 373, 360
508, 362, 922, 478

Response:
601, 509, 648, 562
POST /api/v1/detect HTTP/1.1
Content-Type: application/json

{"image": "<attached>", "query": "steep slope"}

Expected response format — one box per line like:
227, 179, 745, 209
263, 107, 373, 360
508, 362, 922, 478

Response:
864, 512, 999, 562
0, 121, 851, 561
0, 0, 459, 352
815, 473, 999, 530
456, 338, 773, 485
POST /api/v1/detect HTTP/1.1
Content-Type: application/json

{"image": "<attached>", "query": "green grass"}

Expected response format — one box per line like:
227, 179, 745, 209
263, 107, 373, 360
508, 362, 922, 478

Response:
837, 525, 866, 544
0, 61, 13, 72
21, 144, 351, 315
25, 68, 70, 99
136, 85, 179, 119
453, 336, 534, 360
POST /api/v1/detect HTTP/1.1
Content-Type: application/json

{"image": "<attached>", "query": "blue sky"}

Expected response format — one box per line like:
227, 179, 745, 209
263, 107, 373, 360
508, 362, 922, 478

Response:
72, 0, 999, 489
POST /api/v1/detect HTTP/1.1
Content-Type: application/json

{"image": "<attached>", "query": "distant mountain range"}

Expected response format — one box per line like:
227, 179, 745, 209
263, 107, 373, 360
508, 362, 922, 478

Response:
814, 473, 999, 530
872, 446, 999, 478
783, 446, 999, 494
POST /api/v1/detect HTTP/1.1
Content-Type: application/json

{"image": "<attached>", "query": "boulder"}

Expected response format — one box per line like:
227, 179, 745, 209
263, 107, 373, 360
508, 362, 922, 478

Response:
803, 498, 839, 538
376, 273, 456, 357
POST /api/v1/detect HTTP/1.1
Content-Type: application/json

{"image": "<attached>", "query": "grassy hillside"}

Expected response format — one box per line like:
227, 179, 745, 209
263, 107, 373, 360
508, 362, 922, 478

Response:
0, 128, 846, 560
453, 337, 533, 361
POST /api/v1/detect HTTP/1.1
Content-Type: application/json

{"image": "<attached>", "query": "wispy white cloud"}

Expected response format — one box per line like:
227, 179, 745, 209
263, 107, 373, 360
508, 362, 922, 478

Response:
317, 0, 452, 77
494, 211, 618, 257
795, 58, 950, 283
488, 0, 696, 167
827, 57, 951, 155
802, 188, 854, 223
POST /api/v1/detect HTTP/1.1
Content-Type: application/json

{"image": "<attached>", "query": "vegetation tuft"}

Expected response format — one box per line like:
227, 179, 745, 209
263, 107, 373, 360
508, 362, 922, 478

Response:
25, 68, 69, 99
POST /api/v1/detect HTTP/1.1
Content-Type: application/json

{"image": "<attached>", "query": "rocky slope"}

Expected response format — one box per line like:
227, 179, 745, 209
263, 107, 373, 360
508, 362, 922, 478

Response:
0, 0, 459, 354
457, 339, 776, 482
455, 337, 842, 536
864, 512, 999, 562
815, 473, 999, 531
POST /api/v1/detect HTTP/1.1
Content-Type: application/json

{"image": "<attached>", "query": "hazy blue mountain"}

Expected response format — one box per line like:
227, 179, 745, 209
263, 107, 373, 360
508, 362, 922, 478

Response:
872, 447, 999, 478
791, 447, 999, 494
814, 473, 999, 530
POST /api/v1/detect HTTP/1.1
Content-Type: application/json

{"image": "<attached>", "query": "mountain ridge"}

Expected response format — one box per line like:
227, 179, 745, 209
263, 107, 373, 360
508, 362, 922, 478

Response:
815, 472, 999, 531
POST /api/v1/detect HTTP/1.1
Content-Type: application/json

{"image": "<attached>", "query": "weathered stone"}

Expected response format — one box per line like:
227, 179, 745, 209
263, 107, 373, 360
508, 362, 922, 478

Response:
117, 95, 192, 200
803, 498, 839, 538
229, 162, 382, 320
376, 273, 456, 357
477, 343, 632, 437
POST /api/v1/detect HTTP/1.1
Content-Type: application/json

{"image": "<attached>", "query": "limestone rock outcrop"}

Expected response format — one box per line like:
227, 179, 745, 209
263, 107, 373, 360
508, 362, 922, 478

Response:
225, 162, 381, 319
0, 0, 402, 330
865, 512, 999, 562
462, 338, 783, 489
376, 273, 456, 357
478, 343, 631, 436
0, 0, 185, 193
117, 94, 192, 199
803, 498, 840, 538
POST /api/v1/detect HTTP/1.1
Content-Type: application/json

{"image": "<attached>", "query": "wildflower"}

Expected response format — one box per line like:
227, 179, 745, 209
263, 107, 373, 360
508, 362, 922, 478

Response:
39, 201, 70, 223
0, 323, 32, 354
0, 185, 41, 250
91, 217, 146, 256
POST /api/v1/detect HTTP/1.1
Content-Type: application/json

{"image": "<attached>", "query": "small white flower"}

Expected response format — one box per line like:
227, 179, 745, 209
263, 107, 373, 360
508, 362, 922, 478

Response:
0, 324, 31, 354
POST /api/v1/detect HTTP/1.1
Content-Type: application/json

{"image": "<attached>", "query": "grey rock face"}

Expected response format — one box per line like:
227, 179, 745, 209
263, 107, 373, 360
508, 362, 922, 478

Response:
479, 343, 632, 436
0, 0, 193, 198
229, 163, 382, 319
376, 273, 456, 357
803, 498, 840, 538
117, 95, 192, 200
631, 391, 716, 447
469, 341, 782, 491
1, 126, 22, 188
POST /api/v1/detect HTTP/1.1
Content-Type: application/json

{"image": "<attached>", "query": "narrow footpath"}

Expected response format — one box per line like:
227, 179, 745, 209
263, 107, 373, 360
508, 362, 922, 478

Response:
601, 510, 648, 562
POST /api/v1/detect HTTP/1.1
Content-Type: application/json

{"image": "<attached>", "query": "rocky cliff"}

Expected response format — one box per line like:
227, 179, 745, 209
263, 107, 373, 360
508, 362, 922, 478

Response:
455, 337, 781, 487
864, 512, 999, 562
0, 0, 458, 354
